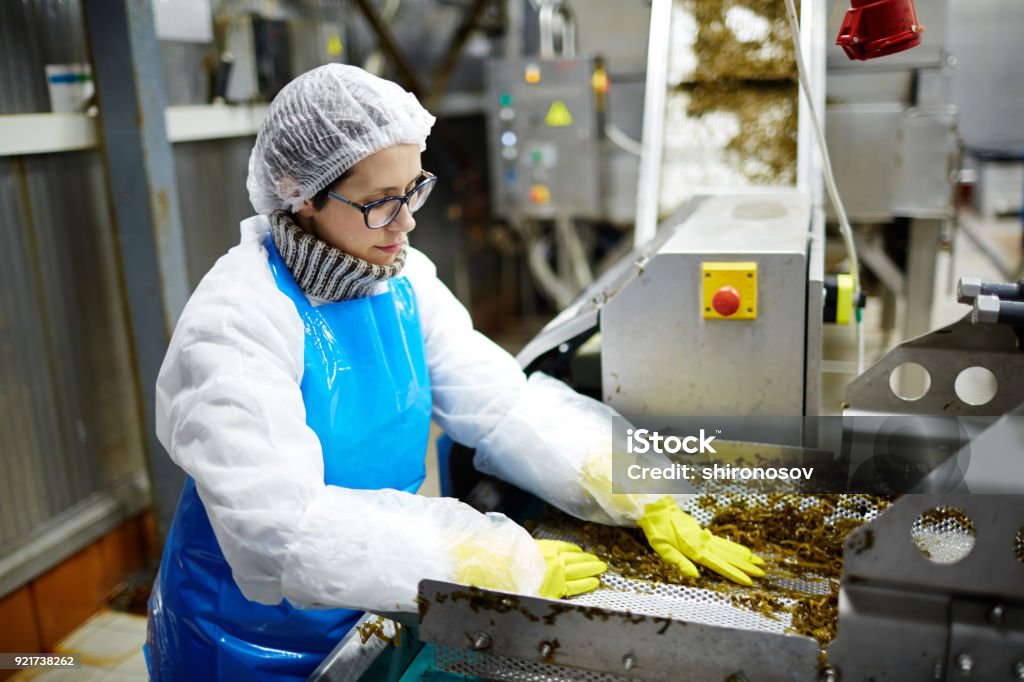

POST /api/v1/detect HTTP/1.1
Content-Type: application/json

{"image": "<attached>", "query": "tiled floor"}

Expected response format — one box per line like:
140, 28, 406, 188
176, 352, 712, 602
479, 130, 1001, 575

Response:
13, 611, 148, 681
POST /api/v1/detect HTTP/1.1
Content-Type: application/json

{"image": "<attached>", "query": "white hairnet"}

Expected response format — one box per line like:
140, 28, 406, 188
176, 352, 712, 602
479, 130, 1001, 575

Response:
246, 64, 436, 214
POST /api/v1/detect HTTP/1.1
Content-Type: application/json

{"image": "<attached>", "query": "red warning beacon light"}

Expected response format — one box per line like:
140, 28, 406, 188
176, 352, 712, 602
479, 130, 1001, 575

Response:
836, 0, 924, 61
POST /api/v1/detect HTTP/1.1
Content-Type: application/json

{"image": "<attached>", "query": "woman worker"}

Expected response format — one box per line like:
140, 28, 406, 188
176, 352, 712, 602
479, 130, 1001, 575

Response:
146, 64, 764, 681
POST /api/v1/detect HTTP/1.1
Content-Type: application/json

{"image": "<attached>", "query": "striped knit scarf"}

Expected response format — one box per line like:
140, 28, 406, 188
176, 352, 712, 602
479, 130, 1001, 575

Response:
269, 210, 406, 302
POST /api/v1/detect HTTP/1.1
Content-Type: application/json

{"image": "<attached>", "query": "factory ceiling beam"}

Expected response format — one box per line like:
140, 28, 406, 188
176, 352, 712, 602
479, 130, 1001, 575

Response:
351, 0, 499, 110
82, 0, 189, 541
426, 0, 494, 111
350, 0, 427, 98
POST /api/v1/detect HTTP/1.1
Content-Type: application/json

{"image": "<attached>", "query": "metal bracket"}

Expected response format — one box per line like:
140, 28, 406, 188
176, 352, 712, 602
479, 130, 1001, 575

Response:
840, 494, 1024, 598
828, 494, 1024, 681
945, 598, 1024, 681
845, 313, 1024, 416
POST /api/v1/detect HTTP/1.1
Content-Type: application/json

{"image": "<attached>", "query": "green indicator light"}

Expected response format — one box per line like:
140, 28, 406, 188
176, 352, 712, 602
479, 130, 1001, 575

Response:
499, 93, 513, 107
531, 149, 543, 163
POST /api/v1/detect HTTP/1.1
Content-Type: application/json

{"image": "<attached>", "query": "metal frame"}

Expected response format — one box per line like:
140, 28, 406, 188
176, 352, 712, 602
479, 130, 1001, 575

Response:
904, 219, 944, 341
827, 494, 1024, 681
844, 313, 1024, 416
805, 205, 826, 416
349, 0, 426, 98
418, 580, 820, 681
796, 0, 827, 205
309, 613, 403, 681
351, 0, 502, 109
83, 0, 191, 537
839, 495, 1023, 598
425, 0, 495, 110
0, 105, 271, 157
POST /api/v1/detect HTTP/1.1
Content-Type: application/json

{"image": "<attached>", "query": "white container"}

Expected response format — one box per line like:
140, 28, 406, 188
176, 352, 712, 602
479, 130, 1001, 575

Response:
45, 64, 94, 113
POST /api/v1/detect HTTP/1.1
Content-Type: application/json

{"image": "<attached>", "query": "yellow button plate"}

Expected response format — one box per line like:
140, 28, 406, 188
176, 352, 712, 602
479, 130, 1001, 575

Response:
702, 261, 758, 320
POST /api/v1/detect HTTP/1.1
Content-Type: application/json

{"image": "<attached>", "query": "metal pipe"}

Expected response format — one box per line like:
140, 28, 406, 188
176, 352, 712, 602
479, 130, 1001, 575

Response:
538, 3, 555, 58
537, 1, 575, 58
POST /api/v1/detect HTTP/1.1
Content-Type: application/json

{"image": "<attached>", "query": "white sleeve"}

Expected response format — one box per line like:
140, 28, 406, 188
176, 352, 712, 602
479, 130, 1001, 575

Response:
405, 249, 654, 527
403, 249, 526, 446
156, 243, 543, 613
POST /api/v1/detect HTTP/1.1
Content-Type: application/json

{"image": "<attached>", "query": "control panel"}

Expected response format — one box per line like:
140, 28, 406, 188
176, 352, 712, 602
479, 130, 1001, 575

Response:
485, 57, 602, 219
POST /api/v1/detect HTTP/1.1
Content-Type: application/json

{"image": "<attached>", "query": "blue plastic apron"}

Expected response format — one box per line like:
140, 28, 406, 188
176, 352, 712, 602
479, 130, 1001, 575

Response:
146, 237, 432, 681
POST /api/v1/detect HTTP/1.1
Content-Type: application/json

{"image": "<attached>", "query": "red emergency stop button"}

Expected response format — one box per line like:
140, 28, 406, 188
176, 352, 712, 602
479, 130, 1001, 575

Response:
529, 184, 551, 205
712, 286, 741, 316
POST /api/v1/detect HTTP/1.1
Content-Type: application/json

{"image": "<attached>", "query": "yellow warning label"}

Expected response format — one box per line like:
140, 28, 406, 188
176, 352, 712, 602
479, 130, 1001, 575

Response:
545, 100, 573, 127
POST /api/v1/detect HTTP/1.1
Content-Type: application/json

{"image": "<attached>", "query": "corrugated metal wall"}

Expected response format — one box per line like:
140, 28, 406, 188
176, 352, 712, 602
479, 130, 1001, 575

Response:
0, 149, 146, 548
0, 0, 148, 555
0, 0, 89, 115
0, 0, 258, 566
174, 138, 256, 288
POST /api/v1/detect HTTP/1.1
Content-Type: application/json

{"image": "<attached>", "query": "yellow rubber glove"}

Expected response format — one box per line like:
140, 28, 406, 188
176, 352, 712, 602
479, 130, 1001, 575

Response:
536, 539, 607, 599
451, 539, 605, 598
636, 497, 766, 586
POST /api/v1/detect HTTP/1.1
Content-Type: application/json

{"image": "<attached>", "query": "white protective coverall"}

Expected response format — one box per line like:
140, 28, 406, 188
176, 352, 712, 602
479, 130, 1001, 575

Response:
154, 213, 643, 616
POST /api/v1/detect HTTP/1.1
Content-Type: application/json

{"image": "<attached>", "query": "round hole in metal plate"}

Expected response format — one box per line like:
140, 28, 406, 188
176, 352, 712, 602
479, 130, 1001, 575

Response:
889, 362, 931, 401
912, 507, 976, 564
954, 366, 997, 406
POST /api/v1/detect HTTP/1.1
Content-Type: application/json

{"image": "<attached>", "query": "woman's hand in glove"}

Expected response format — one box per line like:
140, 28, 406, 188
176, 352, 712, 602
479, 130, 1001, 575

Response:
536, 540, 607, 599
637, 497, 765, 586
451, 535, 604, 599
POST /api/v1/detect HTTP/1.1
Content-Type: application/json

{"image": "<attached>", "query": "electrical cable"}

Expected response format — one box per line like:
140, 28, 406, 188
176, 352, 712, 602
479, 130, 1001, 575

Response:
604, 123, 644, 156
783, 0, 865, 373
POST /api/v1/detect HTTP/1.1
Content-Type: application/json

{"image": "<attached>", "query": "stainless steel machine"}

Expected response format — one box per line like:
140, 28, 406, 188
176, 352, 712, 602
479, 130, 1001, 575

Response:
514, 189, 825, 421
483, 0, 649, 309
598, 192, 820, 419
411, 492, 1024, 682
309, 135, 1023, 682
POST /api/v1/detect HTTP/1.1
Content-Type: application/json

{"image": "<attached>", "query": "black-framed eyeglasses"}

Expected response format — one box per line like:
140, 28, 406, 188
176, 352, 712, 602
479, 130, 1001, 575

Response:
327, 170, 437, 229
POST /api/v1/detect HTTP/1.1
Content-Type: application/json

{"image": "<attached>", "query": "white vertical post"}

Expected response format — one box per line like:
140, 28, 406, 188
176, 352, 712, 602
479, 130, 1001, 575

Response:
633, 0, 673, 248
